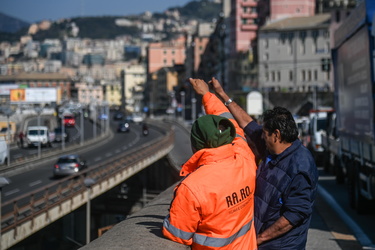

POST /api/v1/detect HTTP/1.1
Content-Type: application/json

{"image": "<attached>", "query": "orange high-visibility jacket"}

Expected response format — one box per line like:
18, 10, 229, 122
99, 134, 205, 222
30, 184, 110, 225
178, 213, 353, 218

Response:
163, 92, 258, 249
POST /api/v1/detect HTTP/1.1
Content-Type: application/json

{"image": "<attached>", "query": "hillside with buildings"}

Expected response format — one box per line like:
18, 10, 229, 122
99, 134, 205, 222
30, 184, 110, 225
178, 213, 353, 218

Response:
0, 0, 358, 118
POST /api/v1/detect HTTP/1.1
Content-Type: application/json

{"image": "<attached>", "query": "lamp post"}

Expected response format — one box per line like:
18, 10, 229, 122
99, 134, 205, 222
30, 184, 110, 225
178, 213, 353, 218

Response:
84, 178, 96, 245
92, 102, 97, 139
59, 109, 65, 151
78, 104, 84, 146
34, 106, 43, 159
3, 108, 13, 167
0, 176, 10, 250
105, 102, 110, 134
180, 91, 185, 121
191, 96, 197, 121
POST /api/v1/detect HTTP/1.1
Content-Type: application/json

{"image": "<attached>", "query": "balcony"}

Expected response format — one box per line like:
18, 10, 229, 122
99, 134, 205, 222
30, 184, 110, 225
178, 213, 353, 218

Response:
241, 1, 257, 7
241, 13, 258, 19
241, 24, 259, 31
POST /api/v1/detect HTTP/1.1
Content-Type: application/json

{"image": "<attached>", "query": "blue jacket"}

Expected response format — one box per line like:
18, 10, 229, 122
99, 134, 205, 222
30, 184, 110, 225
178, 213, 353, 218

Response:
244, 121, 318, 250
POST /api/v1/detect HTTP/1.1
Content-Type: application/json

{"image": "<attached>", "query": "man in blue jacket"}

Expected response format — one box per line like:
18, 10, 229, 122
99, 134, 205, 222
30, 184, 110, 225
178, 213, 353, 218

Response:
206, 77, 318, 250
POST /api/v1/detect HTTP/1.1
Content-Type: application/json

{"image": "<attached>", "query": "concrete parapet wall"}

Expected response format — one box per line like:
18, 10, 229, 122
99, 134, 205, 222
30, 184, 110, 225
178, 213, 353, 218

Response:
79, 185, 189, 250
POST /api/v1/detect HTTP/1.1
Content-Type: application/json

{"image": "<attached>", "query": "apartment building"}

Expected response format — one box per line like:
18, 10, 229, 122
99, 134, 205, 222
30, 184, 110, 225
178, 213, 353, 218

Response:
258, 14, 332, 91
228, 0, 269, 91
147, 36, 186, 74
120, 63, 147, 113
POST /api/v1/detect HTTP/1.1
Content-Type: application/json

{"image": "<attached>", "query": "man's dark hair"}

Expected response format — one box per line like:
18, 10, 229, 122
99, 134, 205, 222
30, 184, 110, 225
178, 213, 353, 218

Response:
261, 106, 298, 143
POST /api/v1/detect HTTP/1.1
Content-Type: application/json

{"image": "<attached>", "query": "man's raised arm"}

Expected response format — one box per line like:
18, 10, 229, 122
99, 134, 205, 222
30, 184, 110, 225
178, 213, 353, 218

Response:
207, 77, 254, 129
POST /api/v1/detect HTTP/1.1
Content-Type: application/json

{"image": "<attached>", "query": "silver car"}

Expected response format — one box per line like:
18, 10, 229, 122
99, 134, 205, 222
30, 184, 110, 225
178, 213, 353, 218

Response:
53, 154, 87, 177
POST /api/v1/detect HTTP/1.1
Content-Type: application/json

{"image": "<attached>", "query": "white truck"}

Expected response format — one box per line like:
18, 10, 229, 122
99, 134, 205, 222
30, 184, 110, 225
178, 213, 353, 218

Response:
26, 126, 52, 148
331, 0, 375, 213
320, 111, 343, 182
307, 108, 332, 164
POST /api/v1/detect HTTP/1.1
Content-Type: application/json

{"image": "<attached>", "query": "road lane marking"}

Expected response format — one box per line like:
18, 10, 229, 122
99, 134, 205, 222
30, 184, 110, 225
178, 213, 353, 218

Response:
105, 153, 113, 157
5, 189, 20, 196
94, 157, 102, 162
29, 180, 42, 187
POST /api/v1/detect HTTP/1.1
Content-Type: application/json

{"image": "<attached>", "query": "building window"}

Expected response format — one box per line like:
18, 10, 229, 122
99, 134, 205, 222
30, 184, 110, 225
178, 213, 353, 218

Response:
308, 70, 312, 81
325, 42, 330, 53
280, 33, 287, 44
289, 71, 293, 81
163, 50, 167, 55
251, 7, 257, 13
263, 53, 269, 61
265, 72, 269, 81
302, 70, 306, 81
243, 7, 248, 13
288, 44, 292, 55
163, 59, 167, 65
312, 30, 319, 40
314, 70, 318, 80
242, 18, 247, 25
277, 71, 281, 82
264, 39, 268, 49
272, 71, 275, 82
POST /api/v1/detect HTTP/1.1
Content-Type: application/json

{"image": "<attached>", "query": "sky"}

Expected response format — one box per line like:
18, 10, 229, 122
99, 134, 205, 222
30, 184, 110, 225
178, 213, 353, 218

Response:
1, 0, 193, 23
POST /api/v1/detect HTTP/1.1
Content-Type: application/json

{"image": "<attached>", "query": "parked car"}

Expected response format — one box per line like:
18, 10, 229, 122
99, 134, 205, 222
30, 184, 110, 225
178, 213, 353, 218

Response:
63, 115, 76, 127
53, 127, 69, 142
117, 121, 130, 133
53, 154, 87, 177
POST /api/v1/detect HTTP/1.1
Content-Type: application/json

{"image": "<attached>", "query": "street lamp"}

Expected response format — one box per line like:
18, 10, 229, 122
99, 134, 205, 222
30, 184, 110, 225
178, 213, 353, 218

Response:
84, 178, 96, 245
59, 109, 65, 151
90, 101, 97, 140
180, 91, 185, 121
3, 108, 13, 167
0, 176, 10, 250
105, 103, 110, 134
78, 104, 84, 146
34, 106, 43, 159
191, 96, 197, 121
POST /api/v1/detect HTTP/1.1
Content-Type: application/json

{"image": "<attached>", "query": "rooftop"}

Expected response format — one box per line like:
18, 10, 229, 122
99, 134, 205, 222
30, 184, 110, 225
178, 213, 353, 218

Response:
261, 14, 331, 31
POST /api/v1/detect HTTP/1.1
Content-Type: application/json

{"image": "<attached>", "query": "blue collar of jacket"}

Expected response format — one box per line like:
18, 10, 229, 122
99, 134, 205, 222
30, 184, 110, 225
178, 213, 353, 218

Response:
267, 139, 302, 167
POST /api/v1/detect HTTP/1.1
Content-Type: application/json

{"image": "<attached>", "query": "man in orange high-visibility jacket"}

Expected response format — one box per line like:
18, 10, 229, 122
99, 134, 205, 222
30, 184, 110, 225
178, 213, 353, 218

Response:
162, 78, 258, 249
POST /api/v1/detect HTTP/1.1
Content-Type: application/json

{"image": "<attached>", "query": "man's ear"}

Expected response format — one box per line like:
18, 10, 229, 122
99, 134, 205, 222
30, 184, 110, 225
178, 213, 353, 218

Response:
274, 129, 281, 143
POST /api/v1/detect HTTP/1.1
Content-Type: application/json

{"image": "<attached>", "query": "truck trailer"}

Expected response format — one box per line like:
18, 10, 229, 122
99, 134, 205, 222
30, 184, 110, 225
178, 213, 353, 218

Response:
331, 0, 375, 213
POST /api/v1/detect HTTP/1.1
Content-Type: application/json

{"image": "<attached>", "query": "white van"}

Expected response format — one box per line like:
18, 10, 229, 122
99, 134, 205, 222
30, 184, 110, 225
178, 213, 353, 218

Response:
26, 126, 52, 148
308, 108, 333, 161
0, 138, 8, 165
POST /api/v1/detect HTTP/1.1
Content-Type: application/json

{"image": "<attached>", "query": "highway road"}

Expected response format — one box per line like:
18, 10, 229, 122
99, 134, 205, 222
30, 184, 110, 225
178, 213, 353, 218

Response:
3, 116, 162, 204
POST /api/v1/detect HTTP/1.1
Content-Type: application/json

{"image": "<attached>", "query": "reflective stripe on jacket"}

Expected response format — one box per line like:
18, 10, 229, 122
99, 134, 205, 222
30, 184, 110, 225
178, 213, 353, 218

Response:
162, 92, 258, 249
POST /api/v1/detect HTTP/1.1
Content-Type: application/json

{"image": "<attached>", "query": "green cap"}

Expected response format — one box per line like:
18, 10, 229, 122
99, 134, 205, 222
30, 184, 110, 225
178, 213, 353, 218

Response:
191, 115, 235, 151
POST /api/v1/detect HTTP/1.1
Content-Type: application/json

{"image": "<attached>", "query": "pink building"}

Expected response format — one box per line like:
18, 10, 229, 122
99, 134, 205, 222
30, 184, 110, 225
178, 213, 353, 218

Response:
147, 36, 186, 74
230, 0, 262, 56
270, 0, 315, 21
